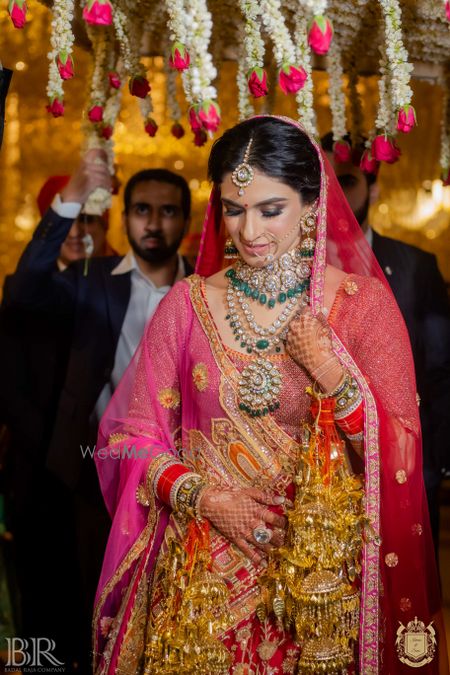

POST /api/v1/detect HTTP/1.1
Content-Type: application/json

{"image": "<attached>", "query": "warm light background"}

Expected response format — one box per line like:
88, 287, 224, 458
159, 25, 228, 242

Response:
0, 4, 449, 288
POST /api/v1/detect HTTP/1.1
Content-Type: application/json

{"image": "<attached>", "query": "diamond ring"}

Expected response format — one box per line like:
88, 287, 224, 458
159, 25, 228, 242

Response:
253, 525, 273, 545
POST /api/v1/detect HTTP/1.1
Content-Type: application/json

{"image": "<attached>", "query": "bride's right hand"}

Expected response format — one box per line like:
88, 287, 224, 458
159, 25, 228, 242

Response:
197, 486, 286, 566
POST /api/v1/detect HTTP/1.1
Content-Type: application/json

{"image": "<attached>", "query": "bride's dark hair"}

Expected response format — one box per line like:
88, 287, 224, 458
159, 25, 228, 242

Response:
208, 117, 321, 205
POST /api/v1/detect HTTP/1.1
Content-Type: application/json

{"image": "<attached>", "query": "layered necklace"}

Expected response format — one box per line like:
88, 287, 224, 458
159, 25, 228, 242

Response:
225, 242, 314, 418
226, 134, 317, 418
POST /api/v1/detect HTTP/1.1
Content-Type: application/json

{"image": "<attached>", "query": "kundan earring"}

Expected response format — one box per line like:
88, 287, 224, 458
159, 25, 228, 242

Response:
224, 237, 239, 259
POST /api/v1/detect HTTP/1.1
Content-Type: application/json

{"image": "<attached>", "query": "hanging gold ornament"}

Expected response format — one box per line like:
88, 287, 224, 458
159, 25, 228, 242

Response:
259, 392, 370, 674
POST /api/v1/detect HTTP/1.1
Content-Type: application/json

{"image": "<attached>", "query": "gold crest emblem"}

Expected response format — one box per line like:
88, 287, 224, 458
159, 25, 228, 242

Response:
396, 617, 436, 667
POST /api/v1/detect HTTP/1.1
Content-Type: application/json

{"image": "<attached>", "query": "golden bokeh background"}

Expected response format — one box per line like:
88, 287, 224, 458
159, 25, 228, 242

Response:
0, 4, 449, 288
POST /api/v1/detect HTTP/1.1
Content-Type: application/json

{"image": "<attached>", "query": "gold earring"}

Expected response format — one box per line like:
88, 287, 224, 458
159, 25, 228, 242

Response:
224, 237, 239, 259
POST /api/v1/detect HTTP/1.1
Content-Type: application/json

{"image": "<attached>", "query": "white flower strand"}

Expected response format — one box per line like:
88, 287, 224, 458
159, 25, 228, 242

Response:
378, 0, 413, 111
238, 0, 265, 71
112, 4, 142, 76
327, 39, 347, 141
47, 0, 75, 98
260, 0, 297, 67
298, 0, 327, 14
46, 59, 64, 101
165, 0, 188, 45
86, 26, 110, 107
180, 0, 217, 104
237, 43, 254, 120
163, 53, 182, 122
375, 47, 396, 134
293, 6, 316, 136
440, 76, 449, 173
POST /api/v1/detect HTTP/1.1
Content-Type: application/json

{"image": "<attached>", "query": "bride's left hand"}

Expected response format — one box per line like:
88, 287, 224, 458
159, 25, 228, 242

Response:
286, 306, 345, 393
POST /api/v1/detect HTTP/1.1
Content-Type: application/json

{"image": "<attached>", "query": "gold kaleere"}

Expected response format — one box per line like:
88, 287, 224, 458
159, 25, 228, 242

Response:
144, 519, 232, 674
259, 389, 369, 674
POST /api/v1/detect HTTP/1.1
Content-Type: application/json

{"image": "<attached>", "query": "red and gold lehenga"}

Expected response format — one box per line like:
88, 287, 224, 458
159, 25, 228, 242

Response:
92, 117, 448, 675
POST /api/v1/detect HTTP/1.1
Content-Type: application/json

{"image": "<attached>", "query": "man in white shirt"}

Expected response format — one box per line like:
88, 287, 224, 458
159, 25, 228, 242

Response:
4, 151, 192, 671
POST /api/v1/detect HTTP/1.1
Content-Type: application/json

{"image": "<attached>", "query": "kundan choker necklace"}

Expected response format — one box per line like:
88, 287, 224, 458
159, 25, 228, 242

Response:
225, 247, 313, 417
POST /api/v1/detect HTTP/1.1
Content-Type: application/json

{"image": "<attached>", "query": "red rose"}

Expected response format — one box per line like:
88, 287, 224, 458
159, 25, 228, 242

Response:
198, 100, 221, 132
144, 118, 158, 137
169, 42, 190, 71
88, 105, 104, 123
56, 52, 74, 80
46, 98, 64, 118
278, 64, 307, 94
371, 134, 401, 164
129, 76, 151, 99
396, 105, 417, 134
247, 67, 268, 98
193, 129, 208, 147
360, 149, 379, 176
108, 71, 121, 89
188, 105, 202, 132
171, 122, 185, 139
8, 0, 27, 28
82, 0, 113, 26
333, 140, 352, 163
446, 0, 450, 21
101, 125, 113, 140
443, 167, 450, 186
307, 15, 333, 55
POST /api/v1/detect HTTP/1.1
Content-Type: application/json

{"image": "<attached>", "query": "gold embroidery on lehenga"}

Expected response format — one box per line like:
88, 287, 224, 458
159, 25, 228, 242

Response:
192, 362, 209, 391
157, 387, 181, 409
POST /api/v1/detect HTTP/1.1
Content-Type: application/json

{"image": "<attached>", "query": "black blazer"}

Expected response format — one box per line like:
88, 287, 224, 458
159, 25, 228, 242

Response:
372, 230, 450, 472
4, 208, 193, 490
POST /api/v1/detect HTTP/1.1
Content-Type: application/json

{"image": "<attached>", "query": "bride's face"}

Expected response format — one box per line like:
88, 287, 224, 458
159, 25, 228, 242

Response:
221, 169, 310, 267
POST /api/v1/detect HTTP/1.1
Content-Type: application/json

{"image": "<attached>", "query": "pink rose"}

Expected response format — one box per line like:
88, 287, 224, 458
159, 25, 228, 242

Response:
46, 97, 64, 118
56, 52, 74, 80
193, 129, 207, 147
8, 0, 27, 28
198, 100, 221, 133
82, 0, 113, 26
188, 105, 202, 132
371, 134, 401, 164
446, 0, 450, 21
88, 105, 104, 123
278, 64, 307, 94
108, 71, 121, 89
169, 42, 190, 71
144, 118, 158, 137
360, 149, 379, 175
129, 76, 151, 99
396, 105, 417, 133
247, 67, 268, 98
171, 122, 185, 139
101, 124, 113, 140
307, 15, 333, 55
443, 167, 450, 186
333, 139, 352, 163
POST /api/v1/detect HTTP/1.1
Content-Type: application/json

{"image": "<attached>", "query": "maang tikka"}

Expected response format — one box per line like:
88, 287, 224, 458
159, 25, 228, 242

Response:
231, 137, 254, 196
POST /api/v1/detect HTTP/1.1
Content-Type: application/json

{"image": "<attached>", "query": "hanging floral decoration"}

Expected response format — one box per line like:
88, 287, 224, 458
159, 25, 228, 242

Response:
440, 75, 450, 186
8, 0, 450, 190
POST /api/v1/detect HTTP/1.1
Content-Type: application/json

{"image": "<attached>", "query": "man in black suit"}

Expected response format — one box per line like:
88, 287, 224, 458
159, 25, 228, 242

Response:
4, 151, 192, 671
322, 132, 450, 557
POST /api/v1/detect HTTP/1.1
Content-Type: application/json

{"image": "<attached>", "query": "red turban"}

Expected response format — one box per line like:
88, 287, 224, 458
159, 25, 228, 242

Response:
37, 175, 70, 217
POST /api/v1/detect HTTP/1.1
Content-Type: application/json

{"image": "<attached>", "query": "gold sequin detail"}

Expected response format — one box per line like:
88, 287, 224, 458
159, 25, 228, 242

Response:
157, 387, 181, 409
395, 469, 407, 484
192, 363, 209, 391
344, 279, 359, 295
399, 597, 412, 612
136, 484, 150, 507
108, 432, 129, 445
411, 523, 423, 536
385, 552, 399, 567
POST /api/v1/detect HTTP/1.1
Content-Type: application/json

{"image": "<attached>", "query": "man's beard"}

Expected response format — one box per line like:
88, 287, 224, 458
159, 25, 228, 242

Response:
128, 231, 184, 264
353, 194, 370, 228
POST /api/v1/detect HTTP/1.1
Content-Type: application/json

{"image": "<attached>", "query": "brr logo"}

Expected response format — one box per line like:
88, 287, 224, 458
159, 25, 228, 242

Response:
5, 637, 64, 668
